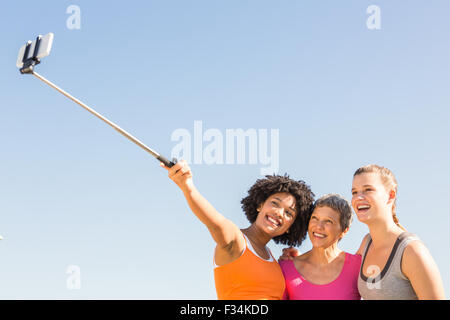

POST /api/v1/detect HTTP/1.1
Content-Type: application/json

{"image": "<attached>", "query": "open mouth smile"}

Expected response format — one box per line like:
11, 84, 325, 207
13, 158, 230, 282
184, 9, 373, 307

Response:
356, 204, 371, 213
312, 232, 326, 239
265, 215, 282, 228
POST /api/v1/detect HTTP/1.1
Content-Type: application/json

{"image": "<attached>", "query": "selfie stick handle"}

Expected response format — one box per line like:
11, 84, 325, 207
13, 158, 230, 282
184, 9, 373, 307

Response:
31, 71, 176, 168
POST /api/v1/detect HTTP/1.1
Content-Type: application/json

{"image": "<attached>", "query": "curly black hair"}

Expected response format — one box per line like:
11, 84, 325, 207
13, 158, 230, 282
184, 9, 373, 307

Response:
240, 174, 315, 247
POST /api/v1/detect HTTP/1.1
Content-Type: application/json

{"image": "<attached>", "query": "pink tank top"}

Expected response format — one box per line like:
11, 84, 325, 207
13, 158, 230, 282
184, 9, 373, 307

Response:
280, 252, 361, 300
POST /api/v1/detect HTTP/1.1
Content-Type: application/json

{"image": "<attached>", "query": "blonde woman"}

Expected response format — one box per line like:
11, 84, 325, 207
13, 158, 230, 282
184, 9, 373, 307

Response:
352, 164, 445, 300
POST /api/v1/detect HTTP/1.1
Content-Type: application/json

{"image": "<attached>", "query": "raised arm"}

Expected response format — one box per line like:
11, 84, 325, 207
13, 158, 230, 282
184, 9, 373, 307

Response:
161, 160, 244, 261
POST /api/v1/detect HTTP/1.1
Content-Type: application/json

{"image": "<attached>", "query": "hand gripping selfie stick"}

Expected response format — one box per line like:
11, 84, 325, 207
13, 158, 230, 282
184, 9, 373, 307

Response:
17, 33, 176, 168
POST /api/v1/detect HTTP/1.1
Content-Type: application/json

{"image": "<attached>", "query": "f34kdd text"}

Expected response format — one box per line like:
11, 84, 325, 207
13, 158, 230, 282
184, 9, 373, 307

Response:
179, 304, 269, 318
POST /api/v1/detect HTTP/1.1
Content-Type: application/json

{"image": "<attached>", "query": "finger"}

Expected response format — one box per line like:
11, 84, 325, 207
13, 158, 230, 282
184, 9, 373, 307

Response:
171, 167, 190, 180
171, 161, 183, 171
180, 166, 191, 175
167, 162, 184, 177
181, 172, 193, 179
160, 162, 170, 170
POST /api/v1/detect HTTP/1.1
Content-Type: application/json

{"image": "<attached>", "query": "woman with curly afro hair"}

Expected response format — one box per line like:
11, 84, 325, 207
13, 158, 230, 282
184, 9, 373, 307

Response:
161, 160, 314, 300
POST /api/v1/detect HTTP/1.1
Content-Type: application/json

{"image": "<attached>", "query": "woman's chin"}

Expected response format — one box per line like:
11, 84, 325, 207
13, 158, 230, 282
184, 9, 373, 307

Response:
356, 211, 371, 223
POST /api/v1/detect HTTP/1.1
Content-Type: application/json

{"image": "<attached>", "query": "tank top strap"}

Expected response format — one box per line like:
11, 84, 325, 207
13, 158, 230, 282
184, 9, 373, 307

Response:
397, 232, 420, 247
242, 232, 249, 247
392, 232, 421, 276
361, 233, 372, 262
213, 232, 247, 268
213, 232, 275, 268
379, 232, 420, 266
358, 231, 421, 300
243, 233, 274, 262
360, 232, 420, 272
268, 247, 277, 262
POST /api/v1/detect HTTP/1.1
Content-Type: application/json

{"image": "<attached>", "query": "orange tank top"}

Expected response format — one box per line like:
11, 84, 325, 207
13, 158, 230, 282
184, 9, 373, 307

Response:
213, 234, 285, 300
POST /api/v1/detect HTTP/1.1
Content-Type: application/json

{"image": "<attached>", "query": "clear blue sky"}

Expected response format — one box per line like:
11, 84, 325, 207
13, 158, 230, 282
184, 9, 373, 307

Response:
1, 0, 449, 299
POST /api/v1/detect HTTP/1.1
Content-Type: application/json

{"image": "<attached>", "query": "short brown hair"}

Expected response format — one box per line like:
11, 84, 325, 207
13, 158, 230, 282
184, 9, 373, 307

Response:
314, 194, 353, 231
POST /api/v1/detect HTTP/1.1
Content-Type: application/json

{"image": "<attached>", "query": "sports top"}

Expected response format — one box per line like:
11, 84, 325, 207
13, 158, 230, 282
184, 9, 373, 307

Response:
280, 252, 361, 300
358, 232, 420, 300
214, 233, 285, 300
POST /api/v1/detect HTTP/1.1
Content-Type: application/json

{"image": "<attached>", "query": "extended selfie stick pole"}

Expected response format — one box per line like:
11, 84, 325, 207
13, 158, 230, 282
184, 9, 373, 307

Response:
31, 71, 175, 167
19, 37, 176, 168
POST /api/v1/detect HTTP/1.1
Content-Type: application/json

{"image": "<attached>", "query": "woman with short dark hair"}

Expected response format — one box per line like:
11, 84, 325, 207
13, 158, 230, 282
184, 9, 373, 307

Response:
280, 194, 361, 300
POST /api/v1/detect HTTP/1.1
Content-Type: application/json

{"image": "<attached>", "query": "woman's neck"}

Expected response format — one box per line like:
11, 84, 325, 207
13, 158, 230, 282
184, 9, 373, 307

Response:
366, 218, 404, 249
308, 243, 343, 266
242, 224, 271, 249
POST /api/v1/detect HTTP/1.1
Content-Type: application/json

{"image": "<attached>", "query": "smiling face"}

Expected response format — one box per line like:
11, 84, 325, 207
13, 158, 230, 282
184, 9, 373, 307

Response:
255, 192, 297, 237
308, 206, 346, 248
351, 172, 396, 224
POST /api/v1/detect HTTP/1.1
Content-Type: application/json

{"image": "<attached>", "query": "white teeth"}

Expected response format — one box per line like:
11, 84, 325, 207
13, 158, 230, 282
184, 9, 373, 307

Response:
358, 205, 370, 210
313, 232, 326, 238
267, 216, 280, 227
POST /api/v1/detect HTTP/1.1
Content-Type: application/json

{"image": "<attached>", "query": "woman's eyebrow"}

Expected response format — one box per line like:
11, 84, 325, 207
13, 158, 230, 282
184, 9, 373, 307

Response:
273, 197, 296, 211
313, 213, 335, 221
352, 184, 374, 191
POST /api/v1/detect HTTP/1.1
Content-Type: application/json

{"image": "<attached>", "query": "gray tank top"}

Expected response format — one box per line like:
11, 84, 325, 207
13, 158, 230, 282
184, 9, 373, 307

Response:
358, 232, 420, 300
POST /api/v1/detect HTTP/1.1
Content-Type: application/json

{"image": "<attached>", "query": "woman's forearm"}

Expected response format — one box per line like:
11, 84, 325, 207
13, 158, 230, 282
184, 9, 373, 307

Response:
182, 185, 241, 247
163, 160, 241, 248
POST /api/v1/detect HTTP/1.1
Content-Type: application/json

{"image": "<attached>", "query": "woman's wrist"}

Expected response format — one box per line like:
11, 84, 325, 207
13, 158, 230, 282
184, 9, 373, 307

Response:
181, 181, 196, 195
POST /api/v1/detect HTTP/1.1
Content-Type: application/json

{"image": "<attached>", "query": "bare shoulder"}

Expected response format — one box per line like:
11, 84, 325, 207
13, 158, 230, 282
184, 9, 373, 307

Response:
401, 238, 445, 299
403, 239, 430, 262
401, 239, 435, 277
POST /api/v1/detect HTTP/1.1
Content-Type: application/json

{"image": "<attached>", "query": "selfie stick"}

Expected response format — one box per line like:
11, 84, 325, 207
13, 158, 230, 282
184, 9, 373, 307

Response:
19, 35, 176, 168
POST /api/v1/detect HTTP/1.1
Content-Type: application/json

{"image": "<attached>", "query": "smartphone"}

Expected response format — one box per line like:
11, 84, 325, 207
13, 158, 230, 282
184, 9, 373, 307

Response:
16, 33, 54, 68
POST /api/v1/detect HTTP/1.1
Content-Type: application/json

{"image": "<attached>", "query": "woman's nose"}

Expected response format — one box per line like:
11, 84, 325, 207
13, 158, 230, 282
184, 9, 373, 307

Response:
353, 192, 365, 199
315, 221, 325, 229
274, 208, 284, 217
